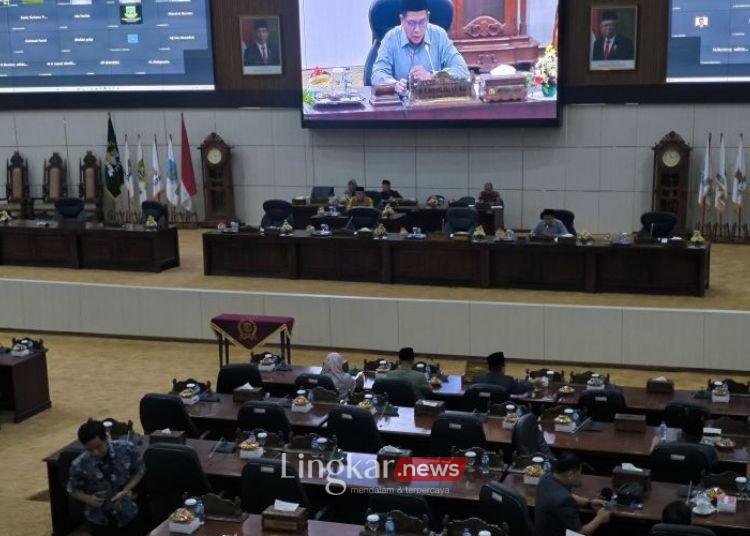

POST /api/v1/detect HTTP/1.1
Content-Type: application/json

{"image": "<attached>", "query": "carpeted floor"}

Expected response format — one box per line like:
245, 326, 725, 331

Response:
3, 330, 749, 535
0, 230, 746, 310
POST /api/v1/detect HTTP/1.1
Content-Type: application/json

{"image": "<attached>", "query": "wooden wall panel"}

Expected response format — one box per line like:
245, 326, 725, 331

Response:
211, 0, 302, 93
562, 0, 668, 87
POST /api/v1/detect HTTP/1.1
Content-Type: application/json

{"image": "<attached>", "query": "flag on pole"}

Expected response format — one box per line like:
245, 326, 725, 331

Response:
151, 135, 162, 200
179, 114, 197, 211
123, 135, 135, 202
715, 133, 728, 211
699, 133, 712, 208
733, 134, 746, 212
104, 114, 124, 199
136, 135, 147, 202
166, 134, 179, 206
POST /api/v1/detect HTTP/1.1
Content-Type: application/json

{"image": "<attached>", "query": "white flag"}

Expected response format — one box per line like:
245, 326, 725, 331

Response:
136, 135, 146, 202
715, 133, 728, 211
123, 135, 135, 201
699, 133, 713, 208
151, 135, 162, 199
166, 134, 179, 206
732, 134, 746, 211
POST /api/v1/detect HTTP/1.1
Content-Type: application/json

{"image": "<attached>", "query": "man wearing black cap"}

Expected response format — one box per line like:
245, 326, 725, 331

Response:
591, 10, 634, 61
371, 0, 469, 93
245, 19, 279, 66
347, 186, 374, 209
473, 352, 532, 394
530, 209, 569, 238
386, 347, 432, 398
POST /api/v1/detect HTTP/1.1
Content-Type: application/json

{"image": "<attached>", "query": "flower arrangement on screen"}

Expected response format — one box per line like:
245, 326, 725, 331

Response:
529, 45, 558, 93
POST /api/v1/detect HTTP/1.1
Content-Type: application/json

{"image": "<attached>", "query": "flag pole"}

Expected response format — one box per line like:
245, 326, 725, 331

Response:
154, 134, 160, 203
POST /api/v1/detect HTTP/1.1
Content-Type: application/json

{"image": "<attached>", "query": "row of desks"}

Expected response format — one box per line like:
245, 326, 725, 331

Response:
150, 515, 362, 536
0, 220, 179, 272
203, 231, 710, 295
260, 365, 750, 420
186, 394, 750, 469
46, 436, 750, 536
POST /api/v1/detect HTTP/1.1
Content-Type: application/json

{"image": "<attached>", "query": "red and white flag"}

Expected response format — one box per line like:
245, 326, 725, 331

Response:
179, 114, 197, 211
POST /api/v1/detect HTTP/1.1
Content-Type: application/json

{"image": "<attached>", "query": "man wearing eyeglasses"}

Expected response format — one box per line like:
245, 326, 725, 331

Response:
371, 0, 469, 94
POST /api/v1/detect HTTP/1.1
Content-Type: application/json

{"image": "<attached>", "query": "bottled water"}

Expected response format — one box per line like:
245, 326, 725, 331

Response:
659, 421, 668, 442
385, 514, 395, 536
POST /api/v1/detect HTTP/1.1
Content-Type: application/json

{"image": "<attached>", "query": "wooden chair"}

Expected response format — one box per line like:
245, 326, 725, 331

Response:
451, 446, 504, 469
364, 358, 396, 371
442, 516, 509, 536
570, 370, 610, 385
1, 151, 30, 219
79, 151, 103, 222
372, 510, 430, 536
234, 428, 284, 449
526, 368, 564, 382
171, 378, 211, 394
488, 402, 529, 417
34, 152, 68, 219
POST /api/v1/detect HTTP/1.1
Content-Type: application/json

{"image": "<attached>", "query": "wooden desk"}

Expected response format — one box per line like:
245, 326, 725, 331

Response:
45, 438, 750, 536
203, 232, 710, 296
0, 221, 179, 272
0, 349, 50, 422
149, 514, 363, 536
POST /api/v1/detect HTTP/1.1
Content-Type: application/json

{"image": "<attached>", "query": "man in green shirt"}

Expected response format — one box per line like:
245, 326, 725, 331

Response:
386, 347, 432, 399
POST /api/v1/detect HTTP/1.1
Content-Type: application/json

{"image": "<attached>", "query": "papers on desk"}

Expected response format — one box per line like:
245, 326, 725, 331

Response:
274, 500, 299, 512
620, 463, 644, 473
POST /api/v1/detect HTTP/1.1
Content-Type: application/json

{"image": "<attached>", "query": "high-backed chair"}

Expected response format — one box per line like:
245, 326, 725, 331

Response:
141, 201, 169, 228
141, 444, 211, 526
577, 388, 626, 422
363, 0, 455, 86
663, 402, 710, 440
479, 482, 533, 536
54, 198, 87, 222
345, 207, 380, 230
237, 400, 293, 440
372, 378, 419, 406
293, 373, 337, 392
366, 190, 383, 207
550, 209, 576, 235
512, 413, 553, 459
2, 151, 30, 218
79, 151, 103, 222
429, 414, 486, 456
639, 211, 678, 238
57, 449, 87, 529
261, 199, 294, 228
451, 196, 476, 207
462, 384, 509, 412
327, 406, 383, 454
650, 442, 716, 484
139, 393, 202, 438
216, 363, 263, 394
241, 459, 311, 514
650, 525, 715, 536
443, 207, 478, 234
34, 152, 68, 219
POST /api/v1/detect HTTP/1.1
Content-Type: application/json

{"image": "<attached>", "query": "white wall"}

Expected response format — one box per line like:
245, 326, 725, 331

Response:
527, 0, 557, 46
299, 0, 373, 70
3, 102, 745, 233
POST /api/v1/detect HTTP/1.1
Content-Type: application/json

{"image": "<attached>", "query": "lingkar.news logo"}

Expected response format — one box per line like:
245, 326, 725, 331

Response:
280, 454, 468, 495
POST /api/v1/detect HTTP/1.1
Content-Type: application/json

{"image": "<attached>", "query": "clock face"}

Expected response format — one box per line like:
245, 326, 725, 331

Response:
207, 147, 223, 165
662, 148, 681, 168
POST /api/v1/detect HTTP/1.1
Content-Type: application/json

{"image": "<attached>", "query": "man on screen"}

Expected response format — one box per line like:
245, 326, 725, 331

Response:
245, 19, 279, 66
591, 10, 634, 61
371, 0, 469, 94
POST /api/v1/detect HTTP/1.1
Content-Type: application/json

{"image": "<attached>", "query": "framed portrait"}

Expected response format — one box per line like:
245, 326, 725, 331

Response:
589, 6, 637, 71
240, 15, 283, 75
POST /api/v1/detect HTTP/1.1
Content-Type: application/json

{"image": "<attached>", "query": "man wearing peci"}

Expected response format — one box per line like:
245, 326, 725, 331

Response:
371, 0, 469, 94
244, 19, 280, 66
591, 10, 634, 61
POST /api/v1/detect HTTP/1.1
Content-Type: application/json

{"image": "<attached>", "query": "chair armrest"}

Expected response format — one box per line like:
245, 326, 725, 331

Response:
312, 505, 330, 521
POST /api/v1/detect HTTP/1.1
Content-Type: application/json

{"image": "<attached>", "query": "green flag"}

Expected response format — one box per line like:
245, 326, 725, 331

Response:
105, 115, 124, 199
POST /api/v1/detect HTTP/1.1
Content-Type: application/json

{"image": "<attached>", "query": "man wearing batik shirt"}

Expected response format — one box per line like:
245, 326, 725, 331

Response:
67, 419, 145, 535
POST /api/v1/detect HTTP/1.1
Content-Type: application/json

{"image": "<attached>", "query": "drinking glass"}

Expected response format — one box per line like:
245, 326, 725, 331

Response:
366, 514, 380, 534
465, 451, 477, 471
257, 432, 267, 447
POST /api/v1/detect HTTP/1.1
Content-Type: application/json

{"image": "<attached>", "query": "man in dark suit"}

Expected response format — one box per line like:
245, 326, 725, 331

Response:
244, 19, 280, 66
473, 352, 532, 395
591, 10, 634, 61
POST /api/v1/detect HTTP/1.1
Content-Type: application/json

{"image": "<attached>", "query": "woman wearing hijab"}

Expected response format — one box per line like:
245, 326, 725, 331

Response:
322, 352, 364, 397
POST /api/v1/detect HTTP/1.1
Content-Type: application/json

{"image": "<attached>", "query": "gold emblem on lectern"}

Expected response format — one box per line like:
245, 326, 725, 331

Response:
237, 320, 258, 340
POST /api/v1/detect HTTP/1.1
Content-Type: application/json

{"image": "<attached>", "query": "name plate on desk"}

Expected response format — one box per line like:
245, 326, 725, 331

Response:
614, 413, 646, 433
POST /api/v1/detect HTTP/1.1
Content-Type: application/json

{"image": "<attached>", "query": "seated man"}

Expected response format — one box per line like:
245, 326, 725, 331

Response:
535, 452, 611, 536
662, 500, 692, 525
386, 347, 432, 399
67, 419, 145, 536
371, 0, 469, 94
478, 182, 503, 205
473, 352, 532, 394
381, 179, 403, 203
347, 186, 374, 209
531, 209, 569, 237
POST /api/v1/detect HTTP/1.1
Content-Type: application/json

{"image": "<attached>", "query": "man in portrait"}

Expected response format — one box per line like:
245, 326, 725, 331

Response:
591, 10, 634, 61
244, 19, 280, 66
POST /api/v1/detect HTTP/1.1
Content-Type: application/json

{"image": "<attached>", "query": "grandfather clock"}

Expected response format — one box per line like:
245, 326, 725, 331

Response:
200, 133, 235, 225
652, 131, 691, 231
